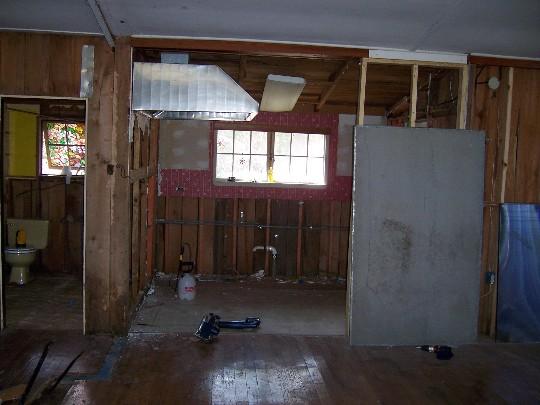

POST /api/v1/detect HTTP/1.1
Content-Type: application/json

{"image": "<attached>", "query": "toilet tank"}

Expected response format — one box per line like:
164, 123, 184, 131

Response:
6, 218, 49, 249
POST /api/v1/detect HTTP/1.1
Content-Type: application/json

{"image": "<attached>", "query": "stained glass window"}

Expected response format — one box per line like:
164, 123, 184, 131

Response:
42, 121, 86, 175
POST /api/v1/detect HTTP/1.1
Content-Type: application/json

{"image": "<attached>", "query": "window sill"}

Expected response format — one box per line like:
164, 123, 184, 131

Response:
213, 179, 326, 189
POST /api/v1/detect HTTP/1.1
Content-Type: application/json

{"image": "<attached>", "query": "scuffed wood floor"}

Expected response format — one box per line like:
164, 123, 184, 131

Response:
59, 334, 540, 404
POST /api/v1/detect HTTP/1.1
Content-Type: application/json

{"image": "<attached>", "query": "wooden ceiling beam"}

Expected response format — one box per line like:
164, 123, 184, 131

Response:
316, 60, 353, 111
131, 37, 369, 59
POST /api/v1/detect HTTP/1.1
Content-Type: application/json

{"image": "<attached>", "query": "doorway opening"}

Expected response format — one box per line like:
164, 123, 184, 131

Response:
1, 97, 86, 332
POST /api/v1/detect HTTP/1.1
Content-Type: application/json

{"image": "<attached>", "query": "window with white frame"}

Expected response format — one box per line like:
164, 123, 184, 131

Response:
215, 129, 327, 185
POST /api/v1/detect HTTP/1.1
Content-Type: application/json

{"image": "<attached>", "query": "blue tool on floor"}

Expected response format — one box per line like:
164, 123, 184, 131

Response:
195, 313, 261, 343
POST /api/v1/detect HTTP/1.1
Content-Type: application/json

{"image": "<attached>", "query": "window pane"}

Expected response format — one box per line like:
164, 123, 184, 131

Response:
234, 131, 250, 154
68, 146, 86, 168
290, 157, 307, 182
66, 123, 85, 145
216, 154, 233, 179
307, 157, 325, 184
274, 132, 291, 155
216, 130, 233, 153
273, 156, 290, 182
47, 122, 67, 144
251, 155, 268, 182
251, 131, 267, 154
291, 133, 308, 156
48, 145, 69, 167
233, 154, 250, 180
308, 134, 325, 157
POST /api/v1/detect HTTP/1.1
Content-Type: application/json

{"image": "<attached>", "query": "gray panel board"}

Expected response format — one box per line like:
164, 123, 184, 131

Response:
349, 126, 485, 346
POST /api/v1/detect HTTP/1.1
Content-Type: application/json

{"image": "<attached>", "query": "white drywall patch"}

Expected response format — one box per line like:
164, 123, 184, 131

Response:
159, 120, 210, 170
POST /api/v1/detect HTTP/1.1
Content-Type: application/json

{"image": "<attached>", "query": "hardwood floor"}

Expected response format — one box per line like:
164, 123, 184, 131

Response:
64, 334, 540, 404
2, 330, 540, 404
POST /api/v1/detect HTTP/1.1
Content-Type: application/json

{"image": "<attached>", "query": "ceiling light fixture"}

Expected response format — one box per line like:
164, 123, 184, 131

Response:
260, 75, 306, 112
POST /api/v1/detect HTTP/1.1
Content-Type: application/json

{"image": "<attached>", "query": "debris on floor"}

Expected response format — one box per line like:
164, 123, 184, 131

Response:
417, 345, 454, 360
195, 313, 261, 343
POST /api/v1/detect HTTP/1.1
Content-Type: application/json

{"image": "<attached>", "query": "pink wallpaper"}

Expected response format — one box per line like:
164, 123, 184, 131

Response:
159, 112, 352, 201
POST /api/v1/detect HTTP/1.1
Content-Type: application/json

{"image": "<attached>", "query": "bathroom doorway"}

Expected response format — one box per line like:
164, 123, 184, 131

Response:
0, 96, 86, 332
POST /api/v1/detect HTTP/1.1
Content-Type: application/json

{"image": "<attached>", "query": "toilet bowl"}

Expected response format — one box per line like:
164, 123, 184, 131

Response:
4, 218, 49, 285
5, 247, 37, 285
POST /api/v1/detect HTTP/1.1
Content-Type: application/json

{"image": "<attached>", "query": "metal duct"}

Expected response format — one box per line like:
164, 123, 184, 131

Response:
132, 62, 259, 121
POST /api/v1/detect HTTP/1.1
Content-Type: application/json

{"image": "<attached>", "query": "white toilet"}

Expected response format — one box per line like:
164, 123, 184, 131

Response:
4, 218, 49, 285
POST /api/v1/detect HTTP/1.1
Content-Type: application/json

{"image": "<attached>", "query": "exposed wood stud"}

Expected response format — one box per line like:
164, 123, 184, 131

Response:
456, 66, 469, 129
409, 64, 419, 127
316, 60, 351, 111
356, 59, 368, 125
296, 201, 304, 278
499, 67, 514, 204
232, 198, 239, 273
264, 199, 271, 276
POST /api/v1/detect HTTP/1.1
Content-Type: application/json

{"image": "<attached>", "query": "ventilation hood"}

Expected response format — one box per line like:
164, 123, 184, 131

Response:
132, 62, 259, 121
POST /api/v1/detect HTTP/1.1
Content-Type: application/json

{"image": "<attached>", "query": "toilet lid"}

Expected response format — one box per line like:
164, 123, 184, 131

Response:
5, 247, 36, 253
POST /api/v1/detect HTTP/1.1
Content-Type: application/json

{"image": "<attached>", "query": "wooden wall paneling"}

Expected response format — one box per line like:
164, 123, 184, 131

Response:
213, 198, 226, 274
285, 200, 298, 278
338, 201, 351, 279
130, 126, 142, 298
471, 65, 512, 336
164, 197, 183, 273
223, 199, 235, 274
145, 119, 160, 282
296, 201, 304, 278
48, 35, 82, 97
232, 198, 238, 273
252, 199, 267, 274
318, 201, 331, 277
270, 200, 288, 278
213, 198, 234, 274
10, 180, 34, 218
108, 37, 132, 334
23, 34, 51, 95
197, 198, 215, 274
181, 197, 199, 267
84, 38, 115, 333
237, 199, 256, 274
302, 201, 321, 276
65, 181, 84, 276
508, 68, 540, 203
264, 199, 271, 275
0, 33, 25, 94
328, 201, 342, 277
155, 196, 166, 275
41, 179, 66, 273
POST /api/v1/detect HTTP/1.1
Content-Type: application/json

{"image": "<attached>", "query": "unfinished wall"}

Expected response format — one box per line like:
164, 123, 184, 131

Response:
349, 127, 485, 345
472, 66, 540, 336
155, 111, 352, 278
0, 32, 133, 334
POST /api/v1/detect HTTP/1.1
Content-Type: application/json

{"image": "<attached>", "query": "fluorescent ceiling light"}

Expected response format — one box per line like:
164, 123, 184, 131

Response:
260, 74, 306, 112
369, 49, 467, 64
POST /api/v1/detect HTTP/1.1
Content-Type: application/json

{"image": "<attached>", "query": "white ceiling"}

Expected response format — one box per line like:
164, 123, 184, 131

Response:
1, 0, 539, 58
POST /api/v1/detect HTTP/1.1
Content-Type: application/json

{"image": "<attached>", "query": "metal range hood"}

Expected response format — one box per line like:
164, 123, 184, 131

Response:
132, 62, 259, 121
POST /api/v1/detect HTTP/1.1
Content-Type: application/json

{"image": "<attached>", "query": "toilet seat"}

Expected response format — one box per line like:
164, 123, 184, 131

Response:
4, 247, 36, 254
